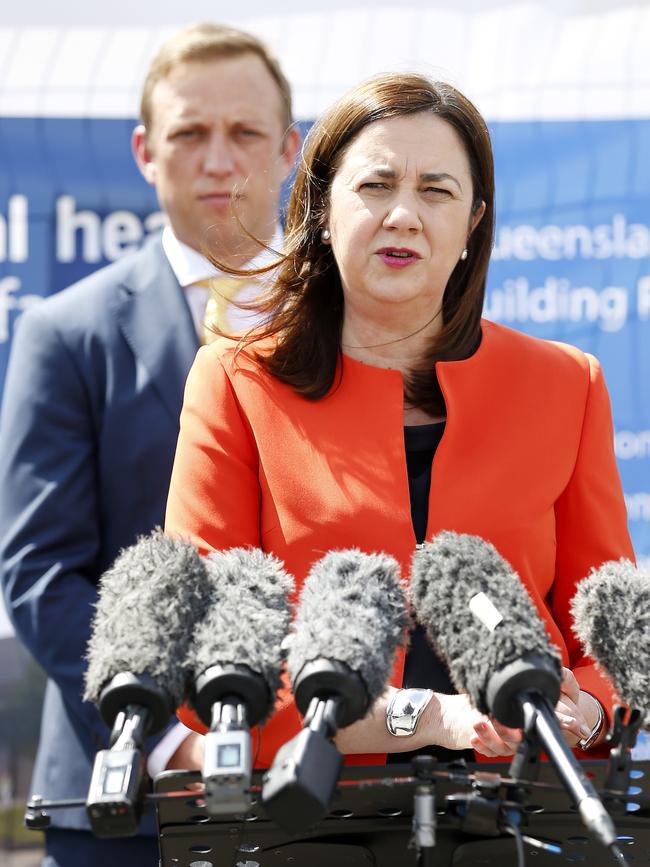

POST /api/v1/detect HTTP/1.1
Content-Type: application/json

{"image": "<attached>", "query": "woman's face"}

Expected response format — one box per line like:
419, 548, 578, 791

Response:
326, 112, 485, 327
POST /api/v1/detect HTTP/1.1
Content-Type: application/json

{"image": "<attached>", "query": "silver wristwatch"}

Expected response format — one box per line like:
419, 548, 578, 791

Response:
386, 688, 434, 737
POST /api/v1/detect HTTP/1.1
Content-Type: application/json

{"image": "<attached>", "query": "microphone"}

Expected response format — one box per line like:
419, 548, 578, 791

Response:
185, 547, 294, 816
410, 531, 620, 853
571, 558, 650, 723
84, 529, 207, 837
262, 549, 408, 833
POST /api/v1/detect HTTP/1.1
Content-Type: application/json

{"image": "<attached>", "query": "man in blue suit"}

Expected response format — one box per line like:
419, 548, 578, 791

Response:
0, 22, 299, 867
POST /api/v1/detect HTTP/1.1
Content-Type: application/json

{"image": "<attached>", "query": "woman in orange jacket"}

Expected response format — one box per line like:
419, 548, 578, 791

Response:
165, 73, 634, 769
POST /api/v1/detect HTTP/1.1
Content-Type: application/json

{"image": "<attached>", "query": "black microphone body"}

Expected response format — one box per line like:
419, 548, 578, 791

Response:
84, 530, 208, 836
411, 531, 619, 851
262, 549, 408, 833
186, 548, 294, 816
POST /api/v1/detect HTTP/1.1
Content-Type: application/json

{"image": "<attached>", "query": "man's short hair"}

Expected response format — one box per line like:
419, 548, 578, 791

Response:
140, 22, 293, 135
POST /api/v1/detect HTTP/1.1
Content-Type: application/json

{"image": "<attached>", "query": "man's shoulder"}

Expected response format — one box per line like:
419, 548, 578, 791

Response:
18, 235, 170, 340
42, 234, 166, 311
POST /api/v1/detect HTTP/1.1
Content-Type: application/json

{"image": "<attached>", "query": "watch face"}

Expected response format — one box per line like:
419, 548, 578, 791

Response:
387, 688, 433, 737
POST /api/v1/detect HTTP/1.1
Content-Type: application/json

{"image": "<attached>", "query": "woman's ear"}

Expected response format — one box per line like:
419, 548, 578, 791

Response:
469, 200, 486, 235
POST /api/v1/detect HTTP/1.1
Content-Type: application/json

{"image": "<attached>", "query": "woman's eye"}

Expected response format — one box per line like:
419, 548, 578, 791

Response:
360, 182, 388, 190
423, 186, 451, 196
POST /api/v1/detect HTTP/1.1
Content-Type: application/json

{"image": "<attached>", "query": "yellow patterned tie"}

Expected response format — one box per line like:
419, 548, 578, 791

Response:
199, 276, 244, 345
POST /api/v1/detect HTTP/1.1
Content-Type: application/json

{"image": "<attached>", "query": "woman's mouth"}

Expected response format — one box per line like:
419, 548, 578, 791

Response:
377, 247, 421, 268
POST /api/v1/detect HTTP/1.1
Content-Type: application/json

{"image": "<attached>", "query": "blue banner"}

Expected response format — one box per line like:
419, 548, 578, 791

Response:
1, 117, 648, 562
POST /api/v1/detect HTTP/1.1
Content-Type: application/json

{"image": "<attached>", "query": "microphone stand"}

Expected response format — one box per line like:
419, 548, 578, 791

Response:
261, 694, 344, 833
410, 756, 436, 867
262, 658, 369, 833
604, 705, 643, 815
486, 655, 628, 864
516, 694, 629, 866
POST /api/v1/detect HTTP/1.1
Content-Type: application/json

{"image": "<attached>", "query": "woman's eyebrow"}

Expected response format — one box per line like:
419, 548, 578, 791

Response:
420, 171, 463, 192
369, 166, 463, 193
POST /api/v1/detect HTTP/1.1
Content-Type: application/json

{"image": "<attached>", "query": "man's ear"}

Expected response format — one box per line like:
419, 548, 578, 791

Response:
132, 125, 157, 186
279, 124, 302, 181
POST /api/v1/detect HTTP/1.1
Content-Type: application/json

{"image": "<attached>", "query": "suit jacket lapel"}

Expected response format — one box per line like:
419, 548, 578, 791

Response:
117, 235, 199, 423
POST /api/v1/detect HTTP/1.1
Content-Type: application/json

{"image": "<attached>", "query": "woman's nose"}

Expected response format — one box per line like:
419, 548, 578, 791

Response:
382, 196, 423, 232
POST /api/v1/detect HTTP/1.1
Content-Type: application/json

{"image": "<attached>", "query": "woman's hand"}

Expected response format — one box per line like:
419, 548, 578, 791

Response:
555, 667, 604, 748
435, 693, 522, 757
336, 673, 605, 758
335, 688, 522, 756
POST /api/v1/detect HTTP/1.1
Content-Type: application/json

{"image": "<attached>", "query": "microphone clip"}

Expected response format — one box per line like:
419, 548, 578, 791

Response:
603, 705, 643, 813
409, 756, 437, 858
606, 704, 643, 753
508, 699, 542, 788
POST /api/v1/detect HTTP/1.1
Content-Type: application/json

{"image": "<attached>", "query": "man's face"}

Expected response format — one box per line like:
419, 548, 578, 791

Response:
134, 54, 299, 264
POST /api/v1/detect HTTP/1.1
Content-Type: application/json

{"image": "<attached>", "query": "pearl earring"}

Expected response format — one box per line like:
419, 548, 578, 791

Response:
460, 248, 468, 261
321, 228, 331, 242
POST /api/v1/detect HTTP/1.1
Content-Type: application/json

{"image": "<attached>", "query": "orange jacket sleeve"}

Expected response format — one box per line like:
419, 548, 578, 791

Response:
552, 353, 634, 722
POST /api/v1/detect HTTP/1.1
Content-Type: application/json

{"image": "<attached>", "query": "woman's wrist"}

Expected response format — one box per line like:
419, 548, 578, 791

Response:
419, 692, 477, 752
577, 691, 607, 750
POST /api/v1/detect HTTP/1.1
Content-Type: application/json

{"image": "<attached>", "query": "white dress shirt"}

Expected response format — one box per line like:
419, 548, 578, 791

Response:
162, 225, 282, 338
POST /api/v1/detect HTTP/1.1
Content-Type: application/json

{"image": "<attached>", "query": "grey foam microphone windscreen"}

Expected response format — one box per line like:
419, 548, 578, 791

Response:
188, 547, 294, 717
410, 531, 561, 715
84, 529, 209, 707
287, 549, 408, 707
571, 558, 650, 722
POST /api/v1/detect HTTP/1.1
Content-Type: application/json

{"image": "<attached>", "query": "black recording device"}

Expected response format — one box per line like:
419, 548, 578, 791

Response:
86, 673, 172, 836
193, 664, 267, 815
262, 549, 408, 833
83, 530, 209, 836
187, 548, 294, 816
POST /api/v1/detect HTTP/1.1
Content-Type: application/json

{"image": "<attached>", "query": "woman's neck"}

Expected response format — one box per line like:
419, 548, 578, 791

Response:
341, 306, 446, 426
403, 405, 445, 425
341, 307, 442, 379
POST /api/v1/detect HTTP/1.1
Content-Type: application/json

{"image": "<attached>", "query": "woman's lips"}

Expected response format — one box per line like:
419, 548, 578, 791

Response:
376, 248, 421, 268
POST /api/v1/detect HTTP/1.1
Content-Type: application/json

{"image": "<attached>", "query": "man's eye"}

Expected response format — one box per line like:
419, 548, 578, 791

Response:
173, 128, 200, 139
238, 128, 262, 138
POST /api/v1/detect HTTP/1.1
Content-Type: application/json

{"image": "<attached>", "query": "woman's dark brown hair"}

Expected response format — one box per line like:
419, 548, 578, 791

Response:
225, 72, 495, 414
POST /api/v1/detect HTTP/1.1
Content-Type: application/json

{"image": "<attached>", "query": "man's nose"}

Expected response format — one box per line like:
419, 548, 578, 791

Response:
203, 133, 236, 176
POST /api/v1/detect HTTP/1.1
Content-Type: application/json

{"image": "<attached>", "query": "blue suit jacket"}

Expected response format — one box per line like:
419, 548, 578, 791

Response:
0, 234, 198, 833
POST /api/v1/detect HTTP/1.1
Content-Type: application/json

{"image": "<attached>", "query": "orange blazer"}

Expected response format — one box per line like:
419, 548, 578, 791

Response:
165, 319, 634, 766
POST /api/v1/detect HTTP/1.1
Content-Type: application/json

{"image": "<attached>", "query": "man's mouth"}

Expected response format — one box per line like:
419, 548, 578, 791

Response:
199, 192, 239, 202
